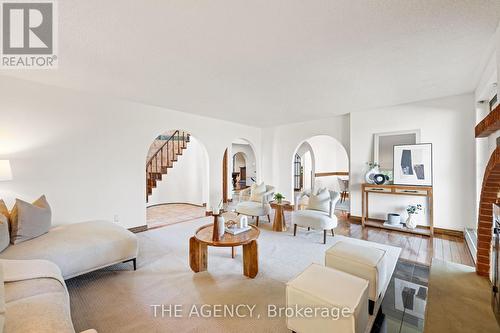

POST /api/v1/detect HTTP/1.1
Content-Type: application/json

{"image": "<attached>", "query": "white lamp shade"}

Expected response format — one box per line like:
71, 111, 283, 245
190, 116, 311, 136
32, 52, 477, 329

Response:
0, 160, 12, 181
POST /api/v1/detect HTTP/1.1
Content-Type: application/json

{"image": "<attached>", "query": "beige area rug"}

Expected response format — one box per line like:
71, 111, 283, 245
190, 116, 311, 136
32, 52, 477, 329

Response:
425, 259, 498, 332
67, 217, 365, 332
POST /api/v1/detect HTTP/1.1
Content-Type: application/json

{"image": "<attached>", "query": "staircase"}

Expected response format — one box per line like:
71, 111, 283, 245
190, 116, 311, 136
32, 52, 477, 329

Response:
146, 130, 190, 202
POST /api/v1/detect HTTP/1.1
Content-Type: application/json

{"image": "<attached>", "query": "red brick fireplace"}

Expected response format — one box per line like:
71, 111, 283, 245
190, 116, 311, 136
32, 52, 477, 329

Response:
476, 105, 500, 276
477, 146, 500, 276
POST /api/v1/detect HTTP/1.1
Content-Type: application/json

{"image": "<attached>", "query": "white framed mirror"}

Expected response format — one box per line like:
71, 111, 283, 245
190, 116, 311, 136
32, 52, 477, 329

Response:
374, 130, 421, 173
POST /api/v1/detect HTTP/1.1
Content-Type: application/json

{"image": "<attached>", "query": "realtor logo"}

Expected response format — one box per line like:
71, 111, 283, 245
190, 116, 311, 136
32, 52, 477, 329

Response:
1, 0, 57, 68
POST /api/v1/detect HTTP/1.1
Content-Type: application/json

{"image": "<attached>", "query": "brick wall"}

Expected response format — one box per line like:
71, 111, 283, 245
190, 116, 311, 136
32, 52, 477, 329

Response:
477, 146, 500, 276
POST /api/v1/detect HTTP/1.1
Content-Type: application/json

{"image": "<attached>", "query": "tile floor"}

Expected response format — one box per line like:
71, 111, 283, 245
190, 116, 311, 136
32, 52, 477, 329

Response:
146, 203, 206, 228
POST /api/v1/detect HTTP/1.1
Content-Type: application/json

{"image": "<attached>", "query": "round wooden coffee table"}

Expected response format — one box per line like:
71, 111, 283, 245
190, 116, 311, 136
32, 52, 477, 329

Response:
271, 200, 290, 232
189, 224, 260, 278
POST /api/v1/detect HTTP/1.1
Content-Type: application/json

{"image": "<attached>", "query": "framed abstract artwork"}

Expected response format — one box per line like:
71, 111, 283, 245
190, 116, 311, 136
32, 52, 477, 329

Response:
393, 143, 432, 186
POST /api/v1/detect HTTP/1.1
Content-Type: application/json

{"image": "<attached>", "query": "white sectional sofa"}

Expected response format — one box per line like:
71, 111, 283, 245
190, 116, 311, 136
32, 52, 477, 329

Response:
0, 220, 139, 333
0, 220, 138, 279
0, 259, 97, 333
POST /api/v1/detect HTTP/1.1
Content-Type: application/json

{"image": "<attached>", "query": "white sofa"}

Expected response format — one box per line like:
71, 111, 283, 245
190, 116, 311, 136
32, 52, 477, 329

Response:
0, 259, 97, 333
0, 220, 138, 279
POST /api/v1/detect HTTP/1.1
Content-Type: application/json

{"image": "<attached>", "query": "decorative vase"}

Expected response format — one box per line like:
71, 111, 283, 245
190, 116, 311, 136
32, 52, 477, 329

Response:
405, 214, 417, 229
373, 173, 388, 185
365, 167, 379, 184
217, 215, 225, 236
239, 215, 248, 228
212, 214, 225, 241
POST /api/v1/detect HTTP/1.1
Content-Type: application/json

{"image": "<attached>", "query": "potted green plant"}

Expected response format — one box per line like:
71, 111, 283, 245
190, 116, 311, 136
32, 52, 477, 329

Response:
405, 204, 422, 229
273, 193, 285, 204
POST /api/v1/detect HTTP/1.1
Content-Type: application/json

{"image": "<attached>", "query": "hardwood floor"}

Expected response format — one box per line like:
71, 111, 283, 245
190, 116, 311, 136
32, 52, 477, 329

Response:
334, 212, 474, 267
150, 202, 475, 267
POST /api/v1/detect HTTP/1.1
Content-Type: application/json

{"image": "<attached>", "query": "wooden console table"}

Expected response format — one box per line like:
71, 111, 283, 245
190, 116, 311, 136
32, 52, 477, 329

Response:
361, 183, 433, 236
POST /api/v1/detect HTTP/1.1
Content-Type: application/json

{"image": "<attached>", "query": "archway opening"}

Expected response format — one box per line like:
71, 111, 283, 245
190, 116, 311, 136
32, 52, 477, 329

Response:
145, 129, 209, 228
291, 135, 349, 213
222, 138, 257, 205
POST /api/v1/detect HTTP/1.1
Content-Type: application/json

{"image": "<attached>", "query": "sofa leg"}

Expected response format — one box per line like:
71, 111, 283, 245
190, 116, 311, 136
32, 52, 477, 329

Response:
293, 224, 297, 236
369, 300, 375, 315
331, 229, 335, 236
323, 230, 327, 244
307, 227, 310, 231
123, 258, 136, 271
256, 216, 259, 226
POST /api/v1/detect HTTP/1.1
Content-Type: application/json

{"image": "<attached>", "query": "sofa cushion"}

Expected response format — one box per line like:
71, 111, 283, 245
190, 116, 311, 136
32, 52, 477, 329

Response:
0, 221, 138, 279
9, 196, 51, 244
1, 259, 70, 333
5, 288, 74, 333
249, 183, 266, 202
308, 188, 330, 213
292, 209, 337, 230
235, 201, 270, 217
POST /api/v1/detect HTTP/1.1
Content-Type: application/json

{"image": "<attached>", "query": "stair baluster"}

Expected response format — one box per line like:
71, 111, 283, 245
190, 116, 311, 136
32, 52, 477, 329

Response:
146, 130, 190, 202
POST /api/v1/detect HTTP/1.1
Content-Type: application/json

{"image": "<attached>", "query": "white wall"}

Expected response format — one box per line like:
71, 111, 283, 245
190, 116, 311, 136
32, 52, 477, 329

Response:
307, 135, 349, 192
350, 94, 475, 230
0, 76, 262, 228
262, 115, 350, 203
147, 136, 208, 207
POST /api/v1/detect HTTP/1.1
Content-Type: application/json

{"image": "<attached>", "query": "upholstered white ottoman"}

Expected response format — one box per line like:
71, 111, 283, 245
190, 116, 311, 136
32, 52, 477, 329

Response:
325, 241, 387, 314
286, 263, 369, 333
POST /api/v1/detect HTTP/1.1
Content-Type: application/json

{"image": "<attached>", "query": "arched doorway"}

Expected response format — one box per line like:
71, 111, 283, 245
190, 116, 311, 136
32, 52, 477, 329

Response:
145, 129, 209, 228
476, 146, 500, 276
222, 138, 257, 204
233, 152, 248, 189
291, 135, 349, 212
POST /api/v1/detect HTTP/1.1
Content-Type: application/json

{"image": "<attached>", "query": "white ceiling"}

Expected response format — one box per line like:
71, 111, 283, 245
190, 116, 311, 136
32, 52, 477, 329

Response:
4, 0, 500, 126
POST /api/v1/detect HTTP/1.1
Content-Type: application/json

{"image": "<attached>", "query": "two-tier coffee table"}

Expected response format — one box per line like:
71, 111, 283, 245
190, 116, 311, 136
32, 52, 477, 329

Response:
189, 224, 260, 278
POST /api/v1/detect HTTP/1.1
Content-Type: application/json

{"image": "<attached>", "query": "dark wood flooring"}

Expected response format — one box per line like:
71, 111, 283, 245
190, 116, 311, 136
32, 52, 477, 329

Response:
334, 213, 474, 267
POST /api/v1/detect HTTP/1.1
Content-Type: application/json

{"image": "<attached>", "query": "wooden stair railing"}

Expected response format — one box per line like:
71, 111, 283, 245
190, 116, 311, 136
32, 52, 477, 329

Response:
146, 130, 190, 202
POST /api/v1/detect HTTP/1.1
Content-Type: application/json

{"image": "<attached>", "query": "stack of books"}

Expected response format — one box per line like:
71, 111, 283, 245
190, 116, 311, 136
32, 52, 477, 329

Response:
225, 226, 251, 235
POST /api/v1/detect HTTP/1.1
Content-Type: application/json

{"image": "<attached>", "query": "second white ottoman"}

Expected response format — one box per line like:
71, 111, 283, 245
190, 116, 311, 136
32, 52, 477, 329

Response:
286, 263, 369, 333
325, 241, 387, 314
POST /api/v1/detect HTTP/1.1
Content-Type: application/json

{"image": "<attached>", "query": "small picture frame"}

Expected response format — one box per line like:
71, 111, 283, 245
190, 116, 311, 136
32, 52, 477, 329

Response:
393, 143, 432, 186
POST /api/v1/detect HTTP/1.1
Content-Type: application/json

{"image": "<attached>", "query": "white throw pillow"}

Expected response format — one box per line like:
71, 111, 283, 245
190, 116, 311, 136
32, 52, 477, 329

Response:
9, 195, 51, 244
308, 188, 330, 213
250, 183, 266, 202
0, 201, 8, 224
0, 215, 8, 252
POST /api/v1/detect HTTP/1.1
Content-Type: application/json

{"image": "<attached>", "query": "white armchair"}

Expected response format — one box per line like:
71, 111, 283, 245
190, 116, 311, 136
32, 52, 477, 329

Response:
235, 184, 275, 226
292, 189, 340, 243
